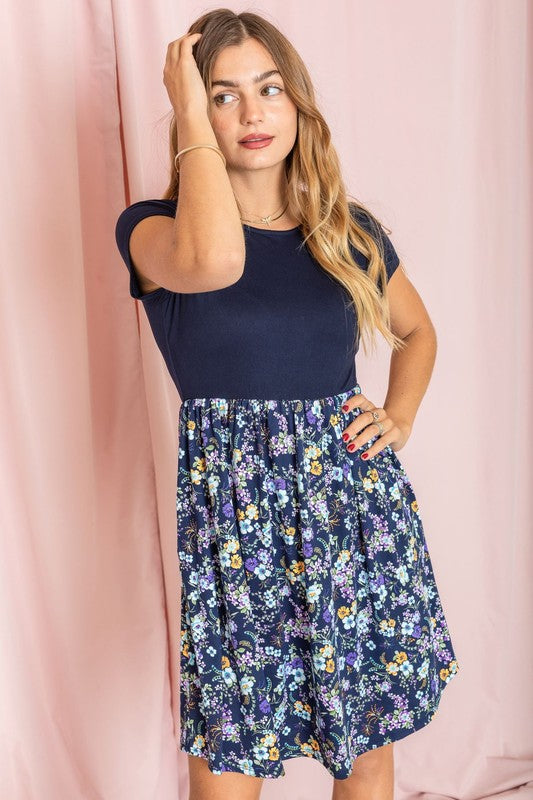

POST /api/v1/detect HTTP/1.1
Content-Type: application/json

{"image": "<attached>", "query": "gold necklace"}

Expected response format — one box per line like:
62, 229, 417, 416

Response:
235, 196, 290, 227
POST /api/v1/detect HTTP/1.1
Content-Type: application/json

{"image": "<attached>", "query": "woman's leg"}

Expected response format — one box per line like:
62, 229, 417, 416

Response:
331, 742, 394, 800
187, 754, 265, 800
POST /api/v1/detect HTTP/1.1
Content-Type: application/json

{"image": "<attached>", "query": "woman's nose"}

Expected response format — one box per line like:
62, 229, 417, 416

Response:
240, 97, 263, 124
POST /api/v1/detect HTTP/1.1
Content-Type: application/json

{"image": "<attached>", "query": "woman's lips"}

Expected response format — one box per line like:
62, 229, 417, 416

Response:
239, 137, 274, 149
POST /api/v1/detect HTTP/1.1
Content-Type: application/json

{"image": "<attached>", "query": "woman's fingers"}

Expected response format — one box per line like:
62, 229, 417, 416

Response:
163, 32, 207, 118
341, 394, 395, 458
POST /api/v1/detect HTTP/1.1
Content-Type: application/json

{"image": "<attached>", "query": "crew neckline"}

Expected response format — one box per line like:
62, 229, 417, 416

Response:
242, 223, 301, 235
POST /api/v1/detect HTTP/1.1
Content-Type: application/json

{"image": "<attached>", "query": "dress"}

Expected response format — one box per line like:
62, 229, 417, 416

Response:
115, 199, 460, 780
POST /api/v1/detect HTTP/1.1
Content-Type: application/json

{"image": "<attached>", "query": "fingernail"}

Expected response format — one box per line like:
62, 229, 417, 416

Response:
342, 433, 349, 441
361, 452, 369, 460
347, 443, 355, 452
341, 404, 349, 412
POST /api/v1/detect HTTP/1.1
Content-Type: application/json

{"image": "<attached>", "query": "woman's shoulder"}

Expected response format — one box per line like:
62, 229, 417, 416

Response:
348, 201, 377, 230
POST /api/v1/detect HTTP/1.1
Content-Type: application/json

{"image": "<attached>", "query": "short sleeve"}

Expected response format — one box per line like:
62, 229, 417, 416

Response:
348, 203, 401, 289
114, 199, 177, 300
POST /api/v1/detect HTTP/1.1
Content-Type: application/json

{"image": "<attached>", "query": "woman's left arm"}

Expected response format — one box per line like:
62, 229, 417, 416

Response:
340, 264, 437, 456
382, 264, 438, 444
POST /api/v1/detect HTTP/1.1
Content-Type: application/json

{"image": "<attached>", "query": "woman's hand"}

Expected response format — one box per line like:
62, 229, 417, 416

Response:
163, 32, 208, 118
340, 391, 412, 458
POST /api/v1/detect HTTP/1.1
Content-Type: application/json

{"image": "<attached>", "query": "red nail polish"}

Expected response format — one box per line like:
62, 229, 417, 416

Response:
342, 433, 349, 441
361, 452, 369, 460
347, 443, 355, 451
342, 404, 349, 412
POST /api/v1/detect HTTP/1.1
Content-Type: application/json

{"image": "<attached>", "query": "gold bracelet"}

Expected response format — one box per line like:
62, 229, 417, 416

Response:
174, 144, 226, 174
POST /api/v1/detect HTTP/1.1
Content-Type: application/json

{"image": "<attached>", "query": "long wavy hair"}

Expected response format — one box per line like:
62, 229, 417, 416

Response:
159, 8, 406, 356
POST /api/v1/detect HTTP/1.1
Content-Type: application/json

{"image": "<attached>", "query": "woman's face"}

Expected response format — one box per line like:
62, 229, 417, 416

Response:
207, 38, 298, 173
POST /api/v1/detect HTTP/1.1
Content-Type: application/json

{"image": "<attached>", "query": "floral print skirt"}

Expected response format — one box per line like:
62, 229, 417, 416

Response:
176, 382, 459, 779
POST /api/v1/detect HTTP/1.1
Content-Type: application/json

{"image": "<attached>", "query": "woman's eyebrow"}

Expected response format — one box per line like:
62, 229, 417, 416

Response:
210, 69, 281, 89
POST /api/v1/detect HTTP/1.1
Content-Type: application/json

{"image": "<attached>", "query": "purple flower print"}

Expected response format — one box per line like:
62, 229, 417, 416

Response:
259, 696, 271, 714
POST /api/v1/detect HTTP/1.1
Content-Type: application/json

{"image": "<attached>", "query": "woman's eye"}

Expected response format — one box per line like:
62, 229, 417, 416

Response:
213, 84, 283, 105
263, 84, 282, 96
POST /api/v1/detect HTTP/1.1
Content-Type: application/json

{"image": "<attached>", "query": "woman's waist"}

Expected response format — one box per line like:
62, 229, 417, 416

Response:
180, 382, 360, 412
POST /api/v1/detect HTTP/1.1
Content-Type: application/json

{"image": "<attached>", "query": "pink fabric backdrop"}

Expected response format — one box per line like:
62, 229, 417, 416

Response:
1, 1, 531, 798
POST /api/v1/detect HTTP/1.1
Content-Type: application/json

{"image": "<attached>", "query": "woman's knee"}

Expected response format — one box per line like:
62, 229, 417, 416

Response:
337, 742, 394, 781
187, 754, 264, 800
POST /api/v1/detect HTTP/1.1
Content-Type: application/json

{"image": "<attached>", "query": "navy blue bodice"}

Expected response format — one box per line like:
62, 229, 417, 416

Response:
115, 200, 399, 401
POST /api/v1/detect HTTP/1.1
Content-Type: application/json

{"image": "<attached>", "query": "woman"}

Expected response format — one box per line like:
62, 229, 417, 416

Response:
115, 9, 459, 800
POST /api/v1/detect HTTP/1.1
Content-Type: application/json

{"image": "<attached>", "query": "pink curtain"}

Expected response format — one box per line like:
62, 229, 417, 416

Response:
1, 1, 531, 798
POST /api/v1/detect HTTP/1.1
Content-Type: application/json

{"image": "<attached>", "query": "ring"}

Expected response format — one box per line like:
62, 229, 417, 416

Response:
368, 408, 384, 437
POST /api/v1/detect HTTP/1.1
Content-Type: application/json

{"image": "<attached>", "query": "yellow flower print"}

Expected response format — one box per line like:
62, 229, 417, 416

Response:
310, 460, 323, 476
338, 606, 351, 619
268, 747, 279, 761
230, 554, 242, 568
225, 538, 240, 553
190, 469, 202, 485
232, 448, 242, 464
411, 499, 419, 513
330, 413, 340, 426
325, 658, 335, 673
291, 560, 305, 575
245, 503, 259, 520
262, 732, 277, 746
295, 700, 313, 714
186, 420, 196, 432
338, 549, 351, 564
320, 643, 334, 657
221, 656, 230, 669
440, 667, 450, 681
301, 737, 320, 756
369, 468, 379, 482
236, 508, 245, 521
394, 651, 408, 664
386, 661, 399, 675
192, 455, 206, 472
305, 444, 322, 460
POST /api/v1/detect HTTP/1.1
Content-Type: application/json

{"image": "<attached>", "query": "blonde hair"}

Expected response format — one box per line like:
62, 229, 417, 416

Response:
160, 8, 407, 356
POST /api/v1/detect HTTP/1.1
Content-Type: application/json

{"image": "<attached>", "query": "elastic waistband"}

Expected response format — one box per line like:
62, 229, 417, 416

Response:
179, 383, 362, 413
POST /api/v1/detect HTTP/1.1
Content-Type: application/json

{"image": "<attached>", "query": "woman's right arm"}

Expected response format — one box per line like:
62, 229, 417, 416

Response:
129, 33, 245, 294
